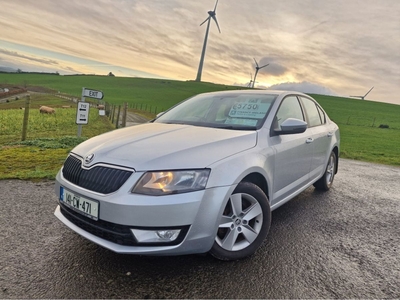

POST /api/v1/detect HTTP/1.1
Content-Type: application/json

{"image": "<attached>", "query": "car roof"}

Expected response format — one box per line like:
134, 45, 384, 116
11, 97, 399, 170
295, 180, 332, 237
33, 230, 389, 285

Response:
202, 89, 309, 97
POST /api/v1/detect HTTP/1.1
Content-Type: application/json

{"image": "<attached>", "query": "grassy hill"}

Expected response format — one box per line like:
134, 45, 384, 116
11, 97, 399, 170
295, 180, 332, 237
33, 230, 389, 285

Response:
0, 73, 245, 110
2, 73, 399, 129
1, 73, 399, 173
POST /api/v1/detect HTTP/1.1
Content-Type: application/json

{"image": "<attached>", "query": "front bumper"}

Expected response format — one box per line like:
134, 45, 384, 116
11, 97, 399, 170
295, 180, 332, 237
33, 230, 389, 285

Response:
54, 171, 234, 255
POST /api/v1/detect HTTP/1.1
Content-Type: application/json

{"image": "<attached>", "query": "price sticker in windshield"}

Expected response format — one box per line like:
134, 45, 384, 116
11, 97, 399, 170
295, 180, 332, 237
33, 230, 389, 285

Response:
229, 102, 270, 119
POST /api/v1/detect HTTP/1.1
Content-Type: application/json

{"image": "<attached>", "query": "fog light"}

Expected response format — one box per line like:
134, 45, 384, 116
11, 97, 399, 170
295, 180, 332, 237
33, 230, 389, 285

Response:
131, 229, 181, 243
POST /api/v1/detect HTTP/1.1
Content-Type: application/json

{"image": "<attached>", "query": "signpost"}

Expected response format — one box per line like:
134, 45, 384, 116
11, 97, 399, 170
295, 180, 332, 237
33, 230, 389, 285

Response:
76, 102, 89, 125
83, 88, 104, 100
77, 87, 104, 137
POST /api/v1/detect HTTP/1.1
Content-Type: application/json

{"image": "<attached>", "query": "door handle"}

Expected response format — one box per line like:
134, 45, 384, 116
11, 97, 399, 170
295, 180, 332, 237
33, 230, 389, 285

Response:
327, 132, 333, 137
306, 138, 314, 144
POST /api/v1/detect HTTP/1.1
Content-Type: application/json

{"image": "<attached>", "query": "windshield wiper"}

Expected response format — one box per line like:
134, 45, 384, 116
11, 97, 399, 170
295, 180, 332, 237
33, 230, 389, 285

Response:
211, 124, 257, 130
159, 121, 256, 130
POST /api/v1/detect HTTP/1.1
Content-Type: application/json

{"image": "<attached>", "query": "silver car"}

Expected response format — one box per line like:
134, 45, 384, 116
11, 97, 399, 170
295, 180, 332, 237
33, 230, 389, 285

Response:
54, 90, 340, 260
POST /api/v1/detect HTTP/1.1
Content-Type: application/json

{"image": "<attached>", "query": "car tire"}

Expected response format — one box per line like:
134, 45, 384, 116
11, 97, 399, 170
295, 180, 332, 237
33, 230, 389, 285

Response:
209, 182, 271, 261
313, 150, 337, 191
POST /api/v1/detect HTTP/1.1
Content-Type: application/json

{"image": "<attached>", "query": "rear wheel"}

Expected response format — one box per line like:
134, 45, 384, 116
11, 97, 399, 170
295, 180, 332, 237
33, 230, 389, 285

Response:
314, 151, 337, 191
209, 182, 271, 261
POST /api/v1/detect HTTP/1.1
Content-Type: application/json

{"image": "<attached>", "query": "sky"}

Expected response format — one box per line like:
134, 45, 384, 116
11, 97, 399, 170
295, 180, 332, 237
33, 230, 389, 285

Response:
0, 0, 399, 104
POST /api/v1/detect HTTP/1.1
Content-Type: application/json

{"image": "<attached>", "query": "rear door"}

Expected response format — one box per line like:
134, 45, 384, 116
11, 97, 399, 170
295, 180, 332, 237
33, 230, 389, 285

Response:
299, 97, 332, 181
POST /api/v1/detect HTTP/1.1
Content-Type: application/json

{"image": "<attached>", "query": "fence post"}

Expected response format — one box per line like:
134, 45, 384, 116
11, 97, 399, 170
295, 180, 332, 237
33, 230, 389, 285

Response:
21, 95, 31, 141
372, 117, 376, 127
116, 105, 121, 129
122, 102, 128, 127
111, 105, 116, 124
107, 102, 111, 118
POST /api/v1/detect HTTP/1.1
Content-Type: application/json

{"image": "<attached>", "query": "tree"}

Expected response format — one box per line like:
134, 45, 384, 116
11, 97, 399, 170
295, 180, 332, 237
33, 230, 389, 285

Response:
108, 72, 115, 77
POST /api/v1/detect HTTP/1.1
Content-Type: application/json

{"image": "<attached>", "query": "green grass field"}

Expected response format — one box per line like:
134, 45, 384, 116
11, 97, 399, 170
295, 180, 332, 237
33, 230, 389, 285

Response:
0, 73, 245, 110
0, 93, 115, 179
0, 73, 399, 180
309, 94, 400, 129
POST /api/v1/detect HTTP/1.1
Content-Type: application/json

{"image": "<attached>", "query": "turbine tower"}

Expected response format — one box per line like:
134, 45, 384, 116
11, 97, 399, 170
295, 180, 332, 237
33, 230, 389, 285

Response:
246, 72, 253, 88
350, 86, 374, 100
195, 0, 221, 82
252, 58, 269, 88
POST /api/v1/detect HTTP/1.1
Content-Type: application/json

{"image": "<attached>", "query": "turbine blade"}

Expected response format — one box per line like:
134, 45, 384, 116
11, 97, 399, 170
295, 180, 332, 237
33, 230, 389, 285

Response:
211, 15, 221, 33
214, 0, 219, 12
260, 64, 269, 68
364, 86, 374, 97
253, 58, 259, 67
200, 16, 210, 26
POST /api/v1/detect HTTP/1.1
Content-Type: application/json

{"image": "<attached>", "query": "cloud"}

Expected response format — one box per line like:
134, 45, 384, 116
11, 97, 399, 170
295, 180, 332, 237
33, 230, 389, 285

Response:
0, 0, 399, 104
0, 48, 59, 66
266, 81, 338, 96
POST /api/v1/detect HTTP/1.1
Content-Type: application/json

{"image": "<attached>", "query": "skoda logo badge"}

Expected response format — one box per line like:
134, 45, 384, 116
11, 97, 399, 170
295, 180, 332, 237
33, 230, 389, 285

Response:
84, 153, 95, 164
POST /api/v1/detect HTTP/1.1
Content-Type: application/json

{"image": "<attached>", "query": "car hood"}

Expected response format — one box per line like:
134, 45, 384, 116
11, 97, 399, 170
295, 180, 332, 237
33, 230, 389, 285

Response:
72, 123, 257, 170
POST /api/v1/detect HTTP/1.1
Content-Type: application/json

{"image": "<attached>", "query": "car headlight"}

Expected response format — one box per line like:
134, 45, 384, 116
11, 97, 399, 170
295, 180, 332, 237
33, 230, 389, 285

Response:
132, 169, 210, 196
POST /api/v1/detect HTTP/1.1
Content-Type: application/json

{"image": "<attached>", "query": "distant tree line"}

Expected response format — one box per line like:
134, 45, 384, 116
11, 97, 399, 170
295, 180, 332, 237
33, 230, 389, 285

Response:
0, 70, 116, 76
0, 70, 60, 75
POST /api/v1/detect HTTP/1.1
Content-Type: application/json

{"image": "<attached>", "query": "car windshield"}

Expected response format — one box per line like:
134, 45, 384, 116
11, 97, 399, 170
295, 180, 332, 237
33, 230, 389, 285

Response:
155, 93, 277, 130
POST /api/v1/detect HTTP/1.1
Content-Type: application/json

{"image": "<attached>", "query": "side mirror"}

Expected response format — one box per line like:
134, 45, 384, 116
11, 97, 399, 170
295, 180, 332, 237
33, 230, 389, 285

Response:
274, 118, 308, 135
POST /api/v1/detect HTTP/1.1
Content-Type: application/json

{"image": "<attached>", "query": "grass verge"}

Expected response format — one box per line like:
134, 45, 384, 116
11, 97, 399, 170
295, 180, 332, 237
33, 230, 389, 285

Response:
0, 94, 115, 180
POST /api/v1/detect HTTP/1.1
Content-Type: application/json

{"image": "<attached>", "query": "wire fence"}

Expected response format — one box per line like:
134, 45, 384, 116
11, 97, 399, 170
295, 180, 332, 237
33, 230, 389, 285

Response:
334, 116, 398, 130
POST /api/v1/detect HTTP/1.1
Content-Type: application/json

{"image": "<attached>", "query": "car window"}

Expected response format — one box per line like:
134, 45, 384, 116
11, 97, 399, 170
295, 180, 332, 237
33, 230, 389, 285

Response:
316, 104, 326, 124
165, 96, 214, 121
300, 97, 322, 127
273, 96, 304, 130
156, 93, 277, 130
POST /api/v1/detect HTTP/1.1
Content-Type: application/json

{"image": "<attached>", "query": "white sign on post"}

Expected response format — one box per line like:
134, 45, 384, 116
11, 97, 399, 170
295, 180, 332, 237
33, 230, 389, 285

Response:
83, 88, 104, 100
76, 102, 90, 125
77, 87, 105, 137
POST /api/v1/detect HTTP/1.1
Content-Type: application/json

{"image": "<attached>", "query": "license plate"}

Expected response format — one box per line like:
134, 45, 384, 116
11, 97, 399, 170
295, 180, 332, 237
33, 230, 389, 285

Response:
60, 187, 99, 220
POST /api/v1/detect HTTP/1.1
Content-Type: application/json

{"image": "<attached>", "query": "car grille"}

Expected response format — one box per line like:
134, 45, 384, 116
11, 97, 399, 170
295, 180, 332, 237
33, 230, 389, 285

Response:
59, 204, 190, 246
62, 155, 133, 194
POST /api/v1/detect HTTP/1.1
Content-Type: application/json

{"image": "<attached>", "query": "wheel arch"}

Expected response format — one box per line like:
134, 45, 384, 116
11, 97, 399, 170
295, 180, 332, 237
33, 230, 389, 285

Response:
241, 172, 270, 202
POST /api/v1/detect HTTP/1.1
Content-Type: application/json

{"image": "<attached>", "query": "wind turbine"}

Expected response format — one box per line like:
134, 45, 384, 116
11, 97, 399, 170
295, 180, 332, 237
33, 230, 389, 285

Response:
246, 72, 253, 88
195, 0, 221, 82
350, 86, 374, 100
252, 58, 269, 88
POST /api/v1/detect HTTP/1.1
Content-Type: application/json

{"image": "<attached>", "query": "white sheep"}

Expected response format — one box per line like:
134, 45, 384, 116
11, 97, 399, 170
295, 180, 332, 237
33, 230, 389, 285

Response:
39, 106, 55, 114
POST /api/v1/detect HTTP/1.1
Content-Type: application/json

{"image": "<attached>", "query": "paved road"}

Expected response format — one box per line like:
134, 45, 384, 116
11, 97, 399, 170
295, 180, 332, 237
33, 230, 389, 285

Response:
125, 111, 150, 127
0, 159, 399, 298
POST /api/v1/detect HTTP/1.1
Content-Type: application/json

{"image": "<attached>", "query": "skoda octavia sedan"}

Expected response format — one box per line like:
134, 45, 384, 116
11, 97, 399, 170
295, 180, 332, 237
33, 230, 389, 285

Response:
54, 90, 339, 260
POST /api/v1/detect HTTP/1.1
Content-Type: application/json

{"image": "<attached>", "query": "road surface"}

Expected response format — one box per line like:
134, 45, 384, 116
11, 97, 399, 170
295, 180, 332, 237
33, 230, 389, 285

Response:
0, 159, 399, 298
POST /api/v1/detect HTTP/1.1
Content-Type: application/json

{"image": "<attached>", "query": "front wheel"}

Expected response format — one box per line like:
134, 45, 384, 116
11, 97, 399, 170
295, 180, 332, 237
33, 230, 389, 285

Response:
209, 182, 271, 261
314, 150, 337, 191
